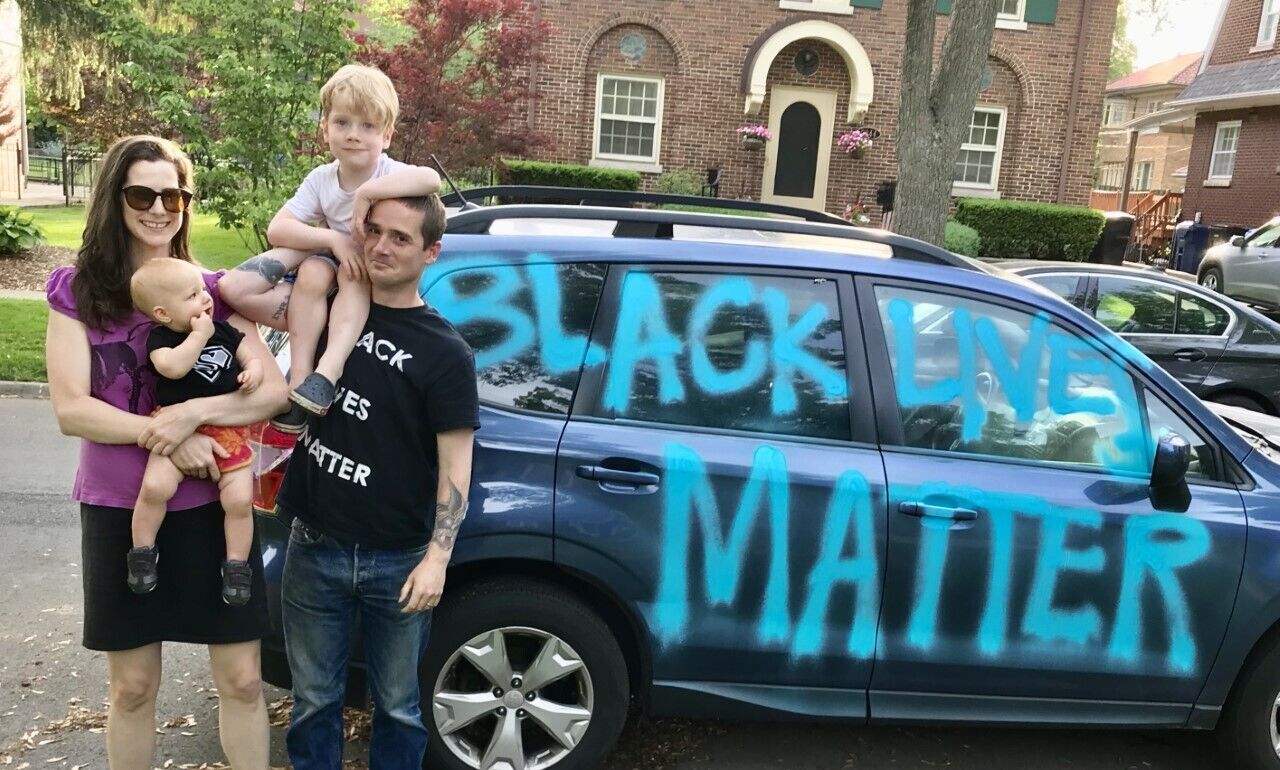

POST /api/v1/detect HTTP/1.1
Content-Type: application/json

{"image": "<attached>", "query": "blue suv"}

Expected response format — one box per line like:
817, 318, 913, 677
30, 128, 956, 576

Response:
254, 189, 1280, 770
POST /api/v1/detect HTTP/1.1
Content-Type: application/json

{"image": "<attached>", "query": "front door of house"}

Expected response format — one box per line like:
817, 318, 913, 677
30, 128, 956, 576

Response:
762, 86, 836, 212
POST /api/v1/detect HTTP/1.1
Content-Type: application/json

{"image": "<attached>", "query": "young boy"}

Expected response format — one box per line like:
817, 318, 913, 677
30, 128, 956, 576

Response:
218, 64, 441, 432
127, 258, 263, 606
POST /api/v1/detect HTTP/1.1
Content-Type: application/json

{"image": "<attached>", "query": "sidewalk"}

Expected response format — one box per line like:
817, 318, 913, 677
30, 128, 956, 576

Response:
0, 289, 43, 300
1, 182, 86, 208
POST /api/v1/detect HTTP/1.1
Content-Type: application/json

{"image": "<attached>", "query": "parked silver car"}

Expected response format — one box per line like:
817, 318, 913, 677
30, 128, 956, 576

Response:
1198, 216, 1280, 306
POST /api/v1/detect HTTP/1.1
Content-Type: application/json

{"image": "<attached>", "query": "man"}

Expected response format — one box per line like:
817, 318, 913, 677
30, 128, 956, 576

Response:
276, 193, 478, 770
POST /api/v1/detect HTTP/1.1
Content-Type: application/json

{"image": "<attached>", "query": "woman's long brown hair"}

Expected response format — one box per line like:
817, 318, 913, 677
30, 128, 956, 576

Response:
72, 136, 196, 331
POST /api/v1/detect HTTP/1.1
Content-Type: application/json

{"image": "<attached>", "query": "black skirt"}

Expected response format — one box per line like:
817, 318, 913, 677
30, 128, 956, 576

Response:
81, 502, 269, 651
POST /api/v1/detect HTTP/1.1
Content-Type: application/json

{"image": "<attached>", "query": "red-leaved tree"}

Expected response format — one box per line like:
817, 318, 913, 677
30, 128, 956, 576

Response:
365, 0, 552, 174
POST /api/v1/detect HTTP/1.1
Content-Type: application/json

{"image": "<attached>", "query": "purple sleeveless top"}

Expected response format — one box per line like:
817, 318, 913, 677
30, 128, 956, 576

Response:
46, 265, 233, 510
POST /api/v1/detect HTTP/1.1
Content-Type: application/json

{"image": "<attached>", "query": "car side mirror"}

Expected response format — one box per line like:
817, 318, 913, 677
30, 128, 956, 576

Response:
1230, 235, 1246, 248
1151, 433, 1191, 489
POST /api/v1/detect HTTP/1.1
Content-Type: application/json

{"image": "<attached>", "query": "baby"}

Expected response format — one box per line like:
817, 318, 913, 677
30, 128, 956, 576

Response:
128, 258, 261, 606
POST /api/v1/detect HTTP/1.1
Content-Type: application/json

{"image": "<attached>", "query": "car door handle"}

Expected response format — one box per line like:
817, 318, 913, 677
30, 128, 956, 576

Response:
898, 501, 978, 521
1173, 348, 1207, 362
576, 465, 660, 487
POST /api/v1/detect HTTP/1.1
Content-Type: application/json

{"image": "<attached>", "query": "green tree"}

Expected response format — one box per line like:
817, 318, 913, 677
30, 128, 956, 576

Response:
1110, 1, 1137, 81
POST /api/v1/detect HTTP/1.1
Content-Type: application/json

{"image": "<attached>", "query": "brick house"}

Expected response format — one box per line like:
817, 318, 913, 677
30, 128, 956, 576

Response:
1169, 0, 1280, 232
527, 0, 1118, 219
1095, 53, 1200, 197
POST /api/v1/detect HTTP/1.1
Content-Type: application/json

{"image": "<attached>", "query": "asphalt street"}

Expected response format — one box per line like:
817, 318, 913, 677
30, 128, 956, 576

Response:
0, 396, 1224, 769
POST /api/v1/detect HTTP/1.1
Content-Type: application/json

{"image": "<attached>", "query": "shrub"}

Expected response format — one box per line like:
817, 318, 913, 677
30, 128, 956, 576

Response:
498, 159, 641, 191
0, 207, 45, 256
944, 220, 981, 257
654, 169, 704, 196
954, 198, 1105, 261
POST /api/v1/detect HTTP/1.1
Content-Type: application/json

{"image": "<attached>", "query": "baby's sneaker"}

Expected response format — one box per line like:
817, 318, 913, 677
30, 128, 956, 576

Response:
289, 373, 336, 416
269, 401, 310, 434
221, 560, 253, 607
127, 546, 159, 594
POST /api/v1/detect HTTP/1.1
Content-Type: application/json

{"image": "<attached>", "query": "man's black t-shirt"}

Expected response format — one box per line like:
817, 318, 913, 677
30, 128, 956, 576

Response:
278, 302, 480, 549
147, 320, 245, 407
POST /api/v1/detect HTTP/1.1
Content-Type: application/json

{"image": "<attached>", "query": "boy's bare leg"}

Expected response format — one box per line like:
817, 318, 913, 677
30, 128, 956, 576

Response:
314, 269, 370, 385
132, 453, 184, 548
286, 258, 337, 388
217, 247, 311, 330
218, 467, 253, 562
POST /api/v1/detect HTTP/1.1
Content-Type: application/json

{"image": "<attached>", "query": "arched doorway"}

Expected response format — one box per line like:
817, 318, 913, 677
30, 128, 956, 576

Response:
761, 87, 836, 211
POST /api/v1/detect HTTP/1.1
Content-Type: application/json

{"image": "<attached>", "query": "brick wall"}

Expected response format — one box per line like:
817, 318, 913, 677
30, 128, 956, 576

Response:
529, 0, 1117, 220
1181, 106, 1280, 229
1209, 0, 1280, 67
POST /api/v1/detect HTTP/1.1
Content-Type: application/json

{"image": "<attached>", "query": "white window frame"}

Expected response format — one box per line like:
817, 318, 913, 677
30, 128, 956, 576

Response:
1133, 161, 1154, 192
1257, 0, 1280, 49
953, 105, 1008, 195
591, 73, 665, 173
777, 0, 852, 15
1103, 99, 1130, 127
1096, 162, 1124, 191
1207, 120, 1242, 184
996, 0, 1028, 30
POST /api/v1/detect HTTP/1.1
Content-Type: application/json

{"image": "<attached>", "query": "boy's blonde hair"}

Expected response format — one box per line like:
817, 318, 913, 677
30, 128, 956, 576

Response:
130, 258, 203, 319
320, 64, 399, 131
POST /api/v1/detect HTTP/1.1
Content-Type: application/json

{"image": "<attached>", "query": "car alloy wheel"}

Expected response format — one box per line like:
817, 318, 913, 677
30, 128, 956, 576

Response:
1202, 271, 1221, 292
433, 626, 594, 770
1271, 690, 1280, 760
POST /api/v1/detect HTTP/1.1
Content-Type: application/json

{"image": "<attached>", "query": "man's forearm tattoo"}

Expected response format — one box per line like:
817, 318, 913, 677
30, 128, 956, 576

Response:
271, 299, 289, 322
433, 482, 468, 550
235, 256, 288, 286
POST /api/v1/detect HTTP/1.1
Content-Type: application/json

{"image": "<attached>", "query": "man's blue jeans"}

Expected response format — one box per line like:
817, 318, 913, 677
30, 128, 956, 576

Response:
282, 517, 431, 770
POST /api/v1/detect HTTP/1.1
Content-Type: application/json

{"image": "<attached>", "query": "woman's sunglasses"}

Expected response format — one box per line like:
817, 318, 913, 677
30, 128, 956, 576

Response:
122, 186, 194, 214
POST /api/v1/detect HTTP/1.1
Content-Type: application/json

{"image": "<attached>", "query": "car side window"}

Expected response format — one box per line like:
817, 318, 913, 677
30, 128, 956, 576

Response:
875, 286, 1152, 474
1094, 277, 1176, 334
1029, 274, 1080, 304
1248, 223, 1280, 248
1176, 292, 1230, 336
424, 262, 607, 414
589, 270, 852, 440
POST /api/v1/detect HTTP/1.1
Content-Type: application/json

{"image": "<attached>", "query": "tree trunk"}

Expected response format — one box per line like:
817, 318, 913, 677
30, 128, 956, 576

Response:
895, 0, 1000, 247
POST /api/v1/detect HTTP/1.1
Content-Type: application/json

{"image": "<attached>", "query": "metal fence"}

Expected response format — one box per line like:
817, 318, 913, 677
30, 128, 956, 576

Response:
28, 152, 103, 204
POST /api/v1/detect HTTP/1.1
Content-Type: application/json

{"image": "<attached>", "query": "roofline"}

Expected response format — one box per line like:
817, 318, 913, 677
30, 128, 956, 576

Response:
1200, 2, 1229, 75
1104, 82, 1187, 96
1167, 88, 1280, 111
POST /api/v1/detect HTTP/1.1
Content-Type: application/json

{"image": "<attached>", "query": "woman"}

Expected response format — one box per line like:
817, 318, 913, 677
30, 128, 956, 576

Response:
45, 135, 289, 770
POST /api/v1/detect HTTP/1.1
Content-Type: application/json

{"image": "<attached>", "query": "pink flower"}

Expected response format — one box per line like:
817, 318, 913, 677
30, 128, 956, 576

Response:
736, 125, 773, 141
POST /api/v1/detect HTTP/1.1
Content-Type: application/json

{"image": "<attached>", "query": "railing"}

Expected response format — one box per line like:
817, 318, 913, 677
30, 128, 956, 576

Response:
28, 152, 102, 204
1132, 191, 1183, 255
1089, 189, 1161, 215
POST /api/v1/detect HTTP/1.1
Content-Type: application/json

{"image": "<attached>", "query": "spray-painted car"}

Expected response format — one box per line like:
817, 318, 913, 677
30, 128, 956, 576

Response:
253, 190, 1280, 770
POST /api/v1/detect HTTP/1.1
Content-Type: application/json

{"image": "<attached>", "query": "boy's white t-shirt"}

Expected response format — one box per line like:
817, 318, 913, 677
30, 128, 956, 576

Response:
282, 153, 411, 238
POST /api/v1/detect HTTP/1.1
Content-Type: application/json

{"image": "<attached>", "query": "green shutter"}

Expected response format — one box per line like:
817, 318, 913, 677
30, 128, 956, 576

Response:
935, 0, 953, 13
1025, 0, 1059, 24
850, 0, 882, 8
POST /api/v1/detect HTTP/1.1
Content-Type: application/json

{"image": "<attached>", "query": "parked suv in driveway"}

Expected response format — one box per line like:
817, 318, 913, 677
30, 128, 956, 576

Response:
254, 189, 1280, 770
1198, 216, 1280, 307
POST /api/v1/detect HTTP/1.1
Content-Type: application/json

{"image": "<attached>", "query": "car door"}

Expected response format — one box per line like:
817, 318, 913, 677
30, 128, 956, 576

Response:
861, 279, 1246, 723
419, 257, 610, 557
1225, 220, 1280, 305
1087, 275, 1229, 393
555, 265, 887, 716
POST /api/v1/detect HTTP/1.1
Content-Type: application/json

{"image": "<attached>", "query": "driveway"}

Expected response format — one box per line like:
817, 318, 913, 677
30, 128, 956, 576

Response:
0, 397, 1222, 769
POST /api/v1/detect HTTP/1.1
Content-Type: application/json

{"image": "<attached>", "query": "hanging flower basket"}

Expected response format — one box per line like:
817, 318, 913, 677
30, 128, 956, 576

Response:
736, 124, 773, 150
837, 127, 879, 158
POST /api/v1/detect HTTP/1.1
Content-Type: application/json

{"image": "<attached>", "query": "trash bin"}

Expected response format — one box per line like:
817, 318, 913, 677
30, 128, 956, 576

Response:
1172, 220, 1194, 267
1175, 220, 1210, 274
1089, 211, 1134, 265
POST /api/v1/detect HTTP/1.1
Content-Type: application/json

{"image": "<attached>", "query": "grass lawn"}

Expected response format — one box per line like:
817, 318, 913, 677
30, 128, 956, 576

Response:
0, 300, 48, 382
26, 206, 257, 271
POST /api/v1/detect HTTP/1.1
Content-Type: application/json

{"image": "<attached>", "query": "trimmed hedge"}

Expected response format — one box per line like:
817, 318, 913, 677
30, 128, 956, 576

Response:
944, 220, 981, 257
498, 159, 641, 191
954, 198, 1104, 261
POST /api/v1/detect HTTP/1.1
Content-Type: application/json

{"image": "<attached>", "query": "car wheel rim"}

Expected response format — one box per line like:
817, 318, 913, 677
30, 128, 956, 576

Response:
1204, 274, 1219, 291
433, 626, 594, 770
1271, 691, 1280, 758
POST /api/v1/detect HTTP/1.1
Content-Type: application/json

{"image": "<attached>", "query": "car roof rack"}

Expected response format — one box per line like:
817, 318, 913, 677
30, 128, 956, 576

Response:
440, 185, 979, 271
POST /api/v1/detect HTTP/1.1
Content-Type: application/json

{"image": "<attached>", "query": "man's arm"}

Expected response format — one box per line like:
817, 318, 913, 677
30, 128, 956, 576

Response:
399, 427, 474, 613
266, 208, 344, 255
138, 314, 290, 455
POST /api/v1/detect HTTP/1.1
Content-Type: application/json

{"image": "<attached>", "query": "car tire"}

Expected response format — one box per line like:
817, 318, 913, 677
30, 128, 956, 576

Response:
1201, 267, 1225, 293
1218, 636, 1280, 770
1209, 393, 1270, 414
422, 578, 630, 770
